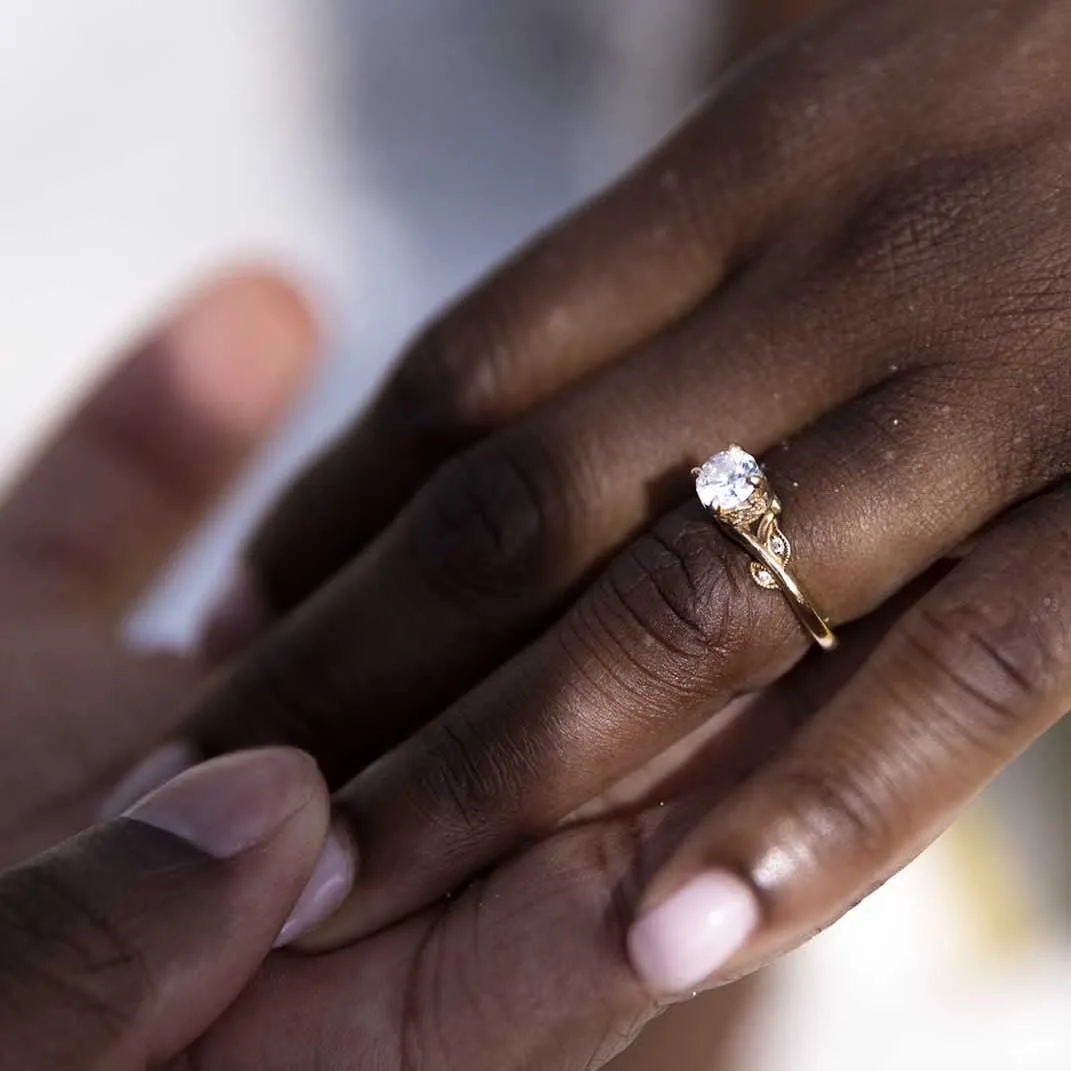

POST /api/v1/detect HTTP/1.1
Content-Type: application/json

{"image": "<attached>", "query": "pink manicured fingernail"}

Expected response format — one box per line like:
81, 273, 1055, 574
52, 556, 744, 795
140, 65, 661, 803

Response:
126, 749, 317, 859
201, 565, 272, 662
98, 741, 201, 820
627, 871, 760, 998
273, 822, 357, 948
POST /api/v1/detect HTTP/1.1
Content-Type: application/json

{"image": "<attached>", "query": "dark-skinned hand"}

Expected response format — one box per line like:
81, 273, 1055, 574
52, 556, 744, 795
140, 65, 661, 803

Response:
119, 0, 1070, 1004
0, 273, 349, 1069
1, 271, 761, 1071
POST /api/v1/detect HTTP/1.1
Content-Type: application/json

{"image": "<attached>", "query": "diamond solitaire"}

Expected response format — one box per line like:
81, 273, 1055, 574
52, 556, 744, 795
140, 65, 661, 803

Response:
692, 444, 837, 651
695, 445, 765, 515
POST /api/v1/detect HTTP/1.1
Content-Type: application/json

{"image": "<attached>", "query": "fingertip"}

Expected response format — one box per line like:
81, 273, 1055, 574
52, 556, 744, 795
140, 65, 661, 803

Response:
165, 267, 320, 439
627, 870, 760, 1000
273, 819, 359, 949
125, 747, 324, 860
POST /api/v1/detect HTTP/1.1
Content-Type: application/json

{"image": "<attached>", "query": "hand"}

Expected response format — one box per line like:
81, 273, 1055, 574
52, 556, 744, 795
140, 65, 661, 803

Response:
177, 592, 925, 1071
183, 0, 1066, 987
0, 749, 337, 1071
0, 272, 370, 1069
1, 273, 720, 1071
0, 398, 933, 1071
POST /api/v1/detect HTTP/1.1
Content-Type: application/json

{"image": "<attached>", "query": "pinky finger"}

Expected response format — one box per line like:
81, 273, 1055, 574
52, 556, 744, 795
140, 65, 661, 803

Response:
627, 484, 1071, 998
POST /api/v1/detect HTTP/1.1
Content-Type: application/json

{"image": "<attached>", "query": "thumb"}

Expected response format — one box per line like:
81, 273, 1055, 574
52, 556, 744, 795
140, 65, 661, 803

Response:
0, 748, 355, 1071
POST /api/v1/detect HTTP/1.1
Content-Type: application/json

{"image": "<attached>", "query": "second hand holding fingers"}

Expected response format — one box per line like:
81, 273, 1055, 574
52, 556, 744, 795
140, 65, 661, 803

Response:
0, 749, 353, 1070
301, 368, 1067, 945
135, 0, 1071, 948
174, 580, 978, 1071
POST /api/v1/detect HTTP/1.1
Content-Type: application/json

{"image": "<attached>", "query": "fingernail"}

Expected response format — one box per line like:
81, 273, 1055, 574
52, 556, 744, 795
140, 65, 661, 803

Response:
201, 565, 272, 662
273, 822, 357, 948
98, 741, 202, 820
627, 871, 760, 998
126, 748, 317, 859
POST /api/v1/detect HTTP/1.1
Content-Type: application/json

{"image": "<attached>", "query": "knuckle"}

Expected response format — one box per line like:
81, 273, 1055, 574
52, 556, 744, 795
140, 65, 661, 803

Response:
831, 152, 1013, 288
398, 822, 654, 1070
409, 712, 533, 843
765, 760, 898, 870
409, 434, 570, 601
903, 590, 1066, 744
567, 816, 653, 933
385, 312, 512, 452
524, 817, 649, 958
0, 850, 151, 1038
578, 514, 762, 696
611, 522, 737, 654
824, 137, 1071, 330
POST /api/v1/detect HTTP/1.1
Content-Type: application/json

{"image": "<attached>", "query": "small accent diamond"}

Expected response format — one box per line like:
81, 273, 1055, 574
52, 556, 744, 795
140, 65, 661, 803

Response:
695, 446, 763, 512
751, 564, 779, 589
769, 535, 787, 557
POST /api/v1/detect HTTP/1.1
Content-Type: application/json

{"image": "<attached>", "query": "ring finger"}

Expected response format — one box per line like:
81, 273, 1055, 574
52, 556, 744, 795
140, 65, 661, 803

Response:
299, 364, 1066, 944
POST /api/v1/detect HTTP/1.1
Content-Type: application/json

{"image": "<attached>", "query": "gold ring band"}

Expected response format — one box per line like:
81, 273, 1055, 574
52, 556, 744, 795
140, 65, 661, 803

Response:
694, 445, 837, 652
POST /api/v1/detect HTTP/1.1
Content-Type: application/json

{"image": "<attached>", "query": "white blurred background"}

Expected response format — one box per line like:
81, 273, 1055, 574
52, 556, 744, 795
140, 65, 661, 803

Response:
0, 2, 1065, 1067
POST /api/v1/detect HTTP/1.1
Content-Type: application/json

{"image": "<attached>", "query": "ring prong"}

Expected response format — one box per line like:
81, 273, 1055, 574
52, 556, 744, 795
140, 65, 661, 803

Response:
691, 467, 702, 478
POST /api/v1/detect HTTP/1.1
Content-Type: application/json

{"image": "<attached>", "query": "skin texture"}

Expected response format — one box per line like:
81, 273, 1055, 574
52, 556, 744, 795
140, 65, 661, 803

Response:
0, 9, 838, 1065
0, 407, 956, 1071
184, 0, 1071, 963
724, 0, 839, 62
0, 274, 826, 1068
1, 270, 1065, 1066
9, 1, 1070, 1066
0, 750, 333, 1071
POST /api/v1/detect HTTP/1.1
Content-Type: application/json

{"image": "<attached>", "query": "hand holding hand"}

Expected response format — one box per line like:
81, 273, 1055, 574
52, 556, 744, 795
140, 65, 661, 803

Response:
0, 750, 335, 1071
182, 0, 1069, 987
0, 270, 719, 1071
0, 273, 361, 1069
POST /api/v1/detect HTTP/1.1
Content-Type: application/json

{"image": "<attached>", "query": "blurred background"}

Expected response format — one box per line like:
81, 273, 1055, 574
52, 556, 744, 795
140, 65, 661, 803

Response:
0, 2, 1066, 1067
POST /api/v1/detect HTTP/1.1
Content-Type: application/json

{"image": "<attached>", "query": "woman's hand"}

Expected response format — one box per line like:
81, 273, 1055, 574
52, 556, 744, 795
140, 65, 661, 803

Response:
179, 591, 942, 1071
180, 0, 1068, 983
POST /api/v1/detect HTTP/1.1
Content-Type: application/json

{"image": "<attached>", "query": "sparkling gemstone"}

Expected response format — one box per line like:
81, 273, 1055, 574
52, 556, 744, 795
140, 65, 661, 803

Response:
769, 535, 787, 557
695, 447, 763, 511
